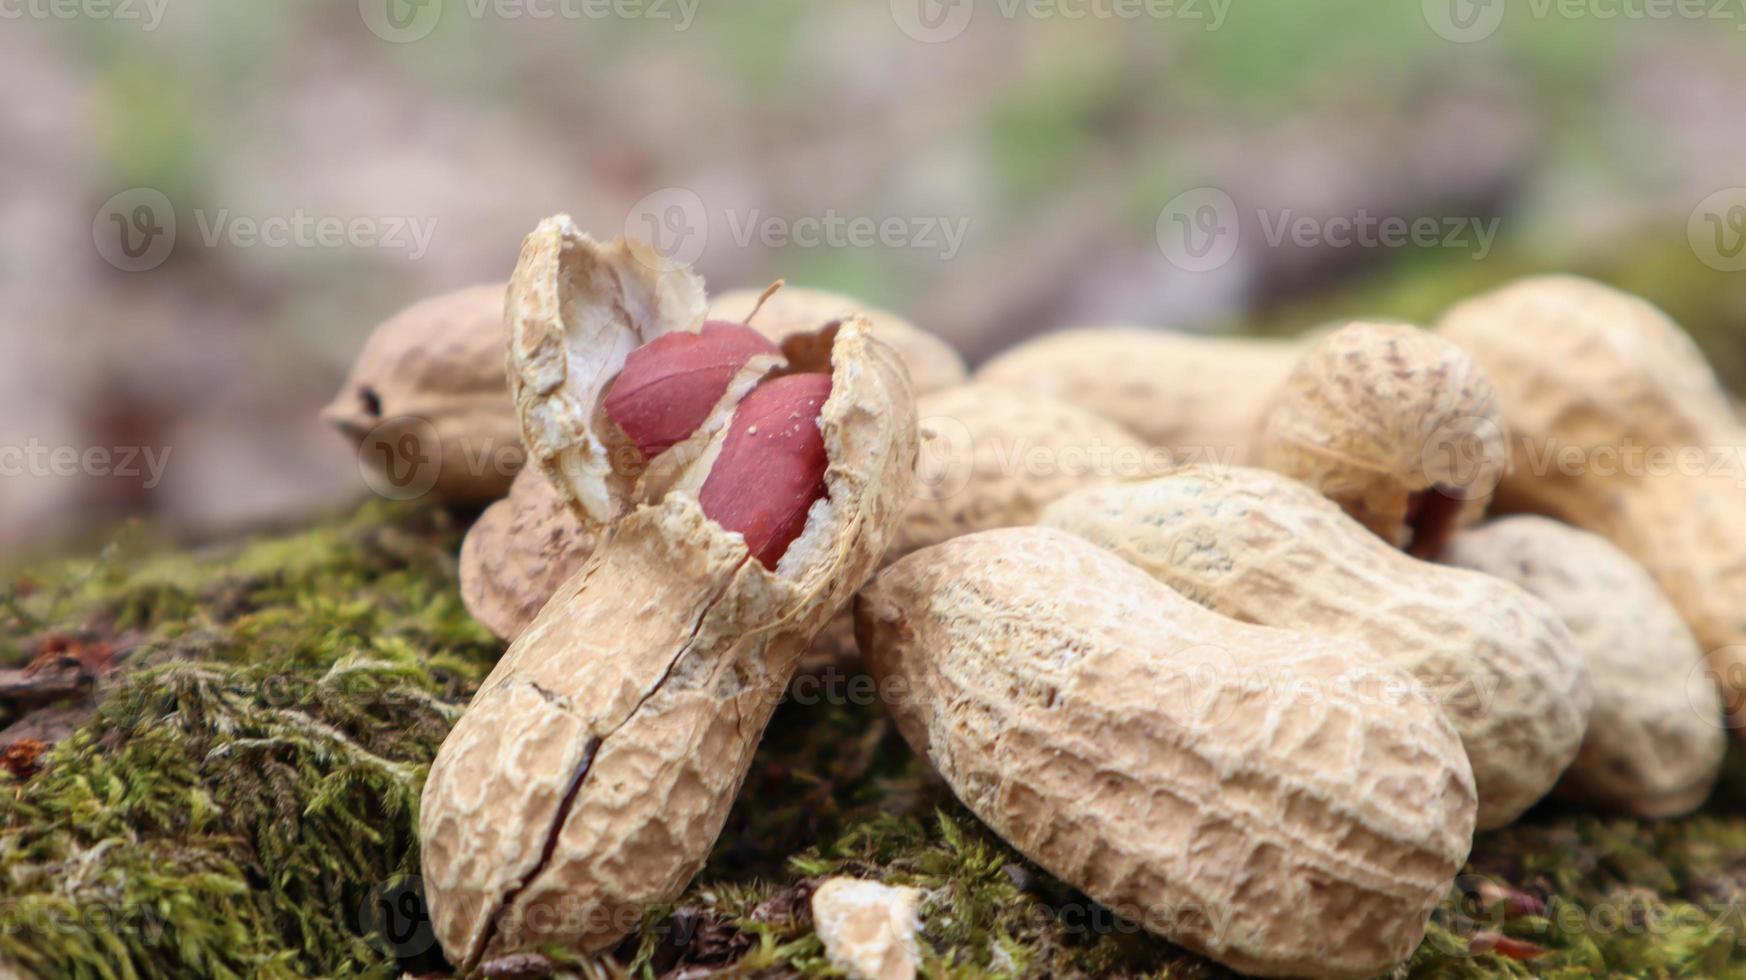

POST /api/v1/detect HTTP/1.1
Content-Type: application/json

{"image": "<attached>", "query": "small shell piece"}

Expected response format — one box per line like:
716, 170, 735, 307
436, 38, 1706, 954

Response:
421, 220, 918, 970
322, 283, 523, 504
1258, 320, 1508, 557
1042, 465, 1589, 830
1442, 516, 1724, 817
709, 285, 966, 395
1436, 275, 1746, 731
974, 327, 1305, 461
810, 878, 924, 980
857, 527, 1475, 980
459, 467, 594, 642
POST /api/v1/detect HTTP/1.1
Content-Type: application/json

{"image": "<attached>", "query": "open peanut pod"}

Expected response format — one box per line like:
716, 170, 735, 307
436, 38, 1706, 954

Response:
419, 217, 918, 970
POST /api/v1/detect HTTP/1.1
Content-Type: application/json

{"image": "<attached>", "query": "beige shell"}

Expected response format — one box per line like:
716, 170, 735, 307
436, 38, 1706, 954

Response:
1041, 466, 1589, 830
1442, 516, 1723, 817
459, 467, 595, 641
322, 283, 523, 504
1436, 275, 1746, 729
709, 285, 966, 395
973, 327, 1305, 460
420, 221, 919, 970
857, 527, 1476, 980
810, 878, 924, 980
1258, 320, 1508, 557
800, 383, 1153, 673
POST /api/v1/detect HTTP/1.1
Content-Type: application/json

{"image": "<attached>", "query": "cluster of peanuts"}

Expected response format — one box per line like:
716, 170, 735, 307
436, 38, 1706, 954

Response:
326, 215, 1745, 979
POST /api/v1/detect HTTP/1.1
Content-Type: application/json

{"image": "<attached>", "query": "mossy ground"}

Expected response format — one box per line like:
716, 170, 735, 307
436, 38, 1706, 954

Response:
5, 502, 1746, 979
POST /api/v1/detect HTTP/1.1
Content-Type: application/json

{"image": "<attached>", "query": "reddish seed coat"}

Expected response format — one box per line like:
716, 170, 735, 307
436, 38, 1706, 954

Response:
602, 321, 781, 458
699, 373, 832, 568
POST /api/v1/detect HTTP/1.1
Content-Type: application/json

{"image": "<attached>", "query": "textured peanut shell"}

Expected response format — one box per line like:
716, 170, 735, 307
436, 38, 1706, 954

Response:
857, 527, 1476, 980
974, 327, 1305, 459
802, 383, 1151, 672
710, 285, 966, 395
459, 467, 595, 641
1042, 466, 1589, 830
322, 283, 522, 504
1443, 516, 1723, 817
1436, 276, 1746, 728
1259, 320, 1507, 554
420, 222, 919, 969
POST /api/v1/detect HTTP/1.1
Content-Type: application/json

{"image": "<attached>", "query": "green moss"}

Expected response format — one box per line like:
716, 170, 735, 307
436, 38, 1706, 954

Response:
6, 500, 1746, 978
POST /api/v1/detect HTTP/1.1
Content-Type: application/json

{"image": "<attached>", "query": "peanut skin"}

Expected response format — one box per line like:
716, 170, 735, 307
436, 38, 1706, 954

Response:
420, 220, 918, 969
1258, 320, 1507, 557
1042, 465, 1590, 830
1436, 275, 1746, 731
1442, 516, 1724, 817
974, 327, 1306, 459
857, 527, 1476, 980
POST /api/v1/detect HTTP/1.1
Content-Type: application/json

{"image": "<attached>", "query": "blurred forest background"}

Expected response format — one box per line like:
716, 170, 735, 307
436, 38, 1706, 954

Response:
6, 0, 1746, 559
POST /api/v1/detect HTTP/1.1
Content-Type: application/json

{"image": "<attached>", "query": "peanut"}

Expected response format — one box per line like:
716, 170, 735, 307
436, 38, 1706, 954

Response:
974, 327, 1306, 458
697, 372, 832, 569
322, 283, 523, 504
419, 218, 918, 969
1435, 275, 1746, 728
1258, 320, 1508, 558
1442, 516, 1724, 817
1041, 465, 1589, 830
459, 467, 595, 641
709, 284, 966, 395
856, 526, 1476, 980
602, 320, 781, 458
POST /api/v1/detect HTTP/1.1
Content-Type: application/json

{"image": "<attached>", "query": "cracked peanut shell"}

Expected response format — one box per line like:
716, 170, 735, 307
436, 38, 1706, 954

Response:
1042, 465, 1589, 830
709, 285, 965, 395
419, 218, 917, 970
856, 526, 1476, 980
